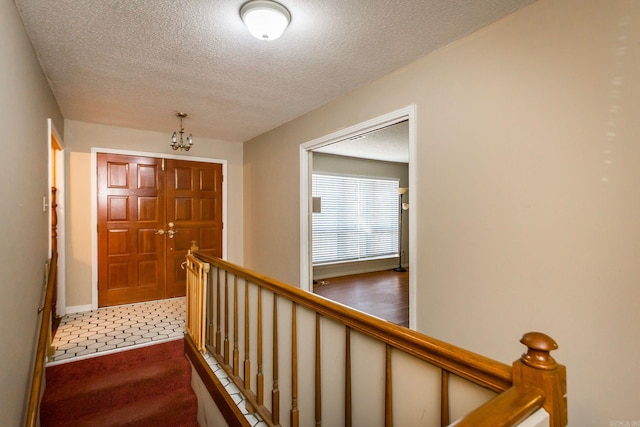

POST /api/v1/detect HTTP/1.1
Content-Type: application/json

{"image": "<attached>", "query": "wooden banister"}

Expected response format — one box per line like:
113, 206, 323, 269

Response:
448, 384, 545, 427
25, 252, 58, 427
450, 332, 567, 426
188, 249, 567, 426
192, 251, 512, 392
513, 332, 568, 427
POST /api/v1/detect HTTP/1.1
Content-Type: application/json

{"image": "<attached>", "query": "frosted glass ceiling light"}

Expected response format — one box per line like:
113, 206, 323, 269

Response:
241, 0, 291, 41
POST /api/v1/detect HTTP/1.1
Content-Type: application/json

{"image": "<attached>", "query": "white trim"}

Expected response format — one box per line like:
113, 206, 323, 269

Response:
65, 304, 93, 315
407, 109, 418, 330
90, 147, 229, 310
299, 105, 418, 329
48, 118, 67, 317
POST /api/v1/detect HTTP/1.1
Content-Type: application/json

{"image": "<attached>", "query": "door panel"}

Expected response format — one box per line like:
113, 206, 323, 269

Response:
98, 154, 166, 307
166, 159, 223, 298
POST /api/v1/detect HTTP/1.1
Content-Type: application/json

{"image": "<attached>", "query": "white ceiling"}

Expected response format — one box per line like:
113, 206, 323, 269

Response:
315, 120, 409, 163
14, 0, 537, 143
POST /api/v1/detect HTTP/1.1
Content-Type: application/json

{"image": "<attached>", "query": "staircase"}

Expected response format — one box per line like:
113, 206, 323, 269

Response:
40, 339, 199, 427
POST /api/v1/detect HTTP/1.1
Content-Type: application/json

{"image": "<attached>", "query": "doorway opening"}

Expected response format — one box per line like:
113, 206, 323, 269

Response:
299, 106, 417, 329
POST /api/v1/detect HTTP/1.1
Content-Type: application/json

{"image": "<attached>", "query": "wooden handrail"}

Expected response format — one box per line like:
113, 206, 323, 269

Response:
193, 251, 512, 392
25, 252, 57, 427
190, 250, 567, 426
448, 384, 545, 426
450, 333, 567, 426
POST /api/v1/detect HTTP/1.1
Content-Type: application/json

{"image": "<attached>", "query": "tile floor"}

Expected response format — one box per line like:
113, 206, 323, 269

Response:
48, 297, 265, 426
49, 297, 186, 365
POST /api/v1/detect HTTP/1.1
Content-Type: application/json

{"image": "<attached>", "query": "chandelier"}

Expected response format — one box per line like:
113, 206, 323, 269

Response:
171, 112, 193, 151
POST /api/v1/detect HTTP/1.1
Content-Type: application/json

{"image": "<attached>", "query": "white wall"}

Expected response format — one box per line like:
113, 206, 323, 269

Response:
63, 120, 243, 308
0, 1, 64, 425
243, 0, 640, 424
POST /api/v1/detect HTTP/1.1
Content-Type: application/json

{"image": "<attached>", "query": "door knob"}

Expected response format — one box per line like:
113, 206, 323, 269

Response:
166, 222, 177, 238
156, 223, 176, 237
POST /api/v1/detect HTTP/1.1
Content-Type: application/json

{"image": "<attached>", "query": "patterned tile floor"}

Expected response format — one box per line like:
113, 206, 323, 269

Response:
48, 297, 186, 365
48, 297, 266, 426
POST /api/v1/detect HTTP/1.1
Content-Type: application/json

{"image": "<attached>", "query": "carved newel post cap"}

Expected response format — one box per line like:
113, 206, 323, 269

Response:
520, 332, 558, 370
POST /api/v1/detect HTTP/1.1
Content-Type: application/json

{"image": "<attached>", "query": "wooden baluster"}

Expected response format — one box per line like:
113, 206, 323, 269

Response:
215, 268, 221, 355
194, 267, 198, 344
187, 263, 191, 337
441, 370, 450, 427
200, 262, 209, 352
512, 332, 568, 427
272, 294, 280, 425
207, 266, 214, 347
187, 262, 193, 344
199, 266, 203, 348
224, 271, 230, 365
315, 313, 322, 427
257, 287, 264, 406
186, 263, 191, 335
345, 327, 352, 427
291, 303, 299, 427
244, 280, 253, 414
385, 344, 392, 427
233, 275, 239, 376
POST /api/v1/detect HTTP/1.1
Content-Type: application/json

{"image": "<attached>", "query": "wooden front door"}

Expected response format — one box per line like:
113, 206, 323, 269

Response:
98, 153, 222, 307
165, 159, 223, 298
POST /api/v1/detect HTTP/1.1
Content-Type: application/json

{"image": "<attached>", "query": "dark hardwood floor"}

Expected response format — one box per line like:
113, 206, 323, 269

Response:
313, 269, 409, 327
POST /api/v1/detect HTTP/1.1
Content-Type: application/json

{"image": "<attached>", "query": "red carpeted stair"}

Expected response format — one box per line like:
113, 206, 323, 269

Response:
40, 339, 199, 427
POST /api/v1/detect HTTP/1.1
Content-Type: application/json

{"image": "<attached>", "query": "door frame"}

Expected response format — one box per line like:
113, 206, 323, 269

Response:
48, 118, 66, 316
299, 105, 418, 329
90, 148, 228, 310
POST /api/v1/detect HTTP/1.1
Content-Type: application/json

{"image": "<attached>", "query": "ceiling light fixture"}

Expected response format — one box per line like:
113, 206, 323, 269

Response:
171, 112, 193, 151
240, 0, 291, 41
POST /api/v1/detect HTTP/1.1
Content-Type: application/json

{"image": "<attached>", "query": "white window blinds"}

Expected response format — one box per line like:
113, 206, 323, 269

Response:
312, 173, 399, 265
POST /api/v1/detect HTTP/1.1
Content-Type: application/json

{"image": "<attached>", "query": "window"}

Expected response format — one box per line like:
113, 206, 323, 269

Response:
312, 173, 399, 265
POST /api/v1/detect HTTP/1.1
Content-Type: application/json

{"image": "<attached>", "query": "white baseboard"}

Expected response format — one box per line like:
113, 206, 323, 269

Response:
314, 259, 401, 280
65, 304, 93, 314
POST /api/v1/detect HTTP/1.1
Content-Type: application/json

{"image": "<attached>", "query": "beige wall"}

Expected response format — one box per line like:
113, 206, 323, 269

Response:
244, 0, 640, 424
64, 120, 243, 308
0, 2, 64, 425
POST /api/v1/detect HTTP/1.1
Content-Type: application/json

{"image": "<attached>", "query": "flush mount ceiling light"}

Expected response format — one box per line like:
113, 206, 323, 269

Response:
240, 0, 291, 41
171, 112, 193, 151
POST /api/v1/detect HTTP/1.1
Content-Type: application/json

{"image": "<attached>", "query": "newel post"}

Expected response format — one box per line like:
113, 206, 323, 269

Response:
512, 332, 567, 427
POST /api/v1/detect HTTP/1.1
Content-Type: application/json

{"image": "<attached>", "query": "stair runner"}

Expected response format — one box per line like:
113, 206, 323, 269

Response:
40, 339, 199, 427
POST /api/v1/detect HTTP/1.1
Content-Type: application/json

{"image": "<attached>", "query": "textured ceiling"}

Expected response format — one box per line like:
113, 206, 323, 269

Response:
14, 0, 537, 143
315, 121, 409, 163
